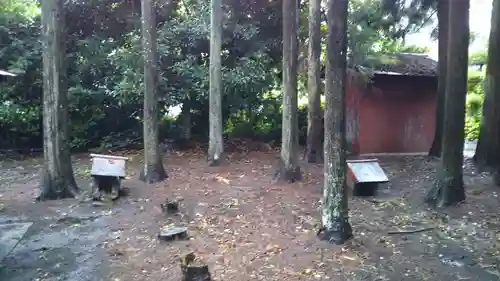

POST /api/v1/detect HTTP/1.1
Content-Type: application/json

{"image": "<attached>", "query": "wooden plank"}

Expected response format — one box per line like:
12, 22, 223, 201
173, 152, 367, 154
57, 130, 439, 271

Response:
347, 159, 389, 183
346, 159, 378, 163
90, 154, 128, 177
89, 154, 129, 160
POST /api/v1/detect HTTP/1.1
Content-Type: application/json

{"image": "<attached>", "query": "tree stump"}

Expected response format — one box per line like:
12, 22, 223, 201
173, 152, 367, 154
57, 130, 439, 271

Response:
180, 253, 211, 281
160, 198, 179, 214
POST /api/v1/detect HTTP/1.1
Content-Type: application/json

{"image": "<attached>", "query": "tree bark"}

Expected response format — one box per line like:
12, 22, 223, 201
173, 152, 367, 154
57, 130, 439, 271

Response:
207, 0, 224, 166
429, 0, 449, 157
318, 0, 352, 244
180, 99, 192, 141
139, 0, 168, 183
305, 0, 323, 163
425, 0, 469, 207
38, 0, 79, 201
474, 0, 500, 177
273, 0, 301, 182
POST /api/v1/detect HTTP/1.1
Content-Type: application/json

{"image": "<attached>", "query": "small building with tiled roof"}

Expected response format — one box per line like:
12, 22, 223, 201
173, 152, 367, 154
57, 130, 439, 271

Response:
346, 53, 438, 155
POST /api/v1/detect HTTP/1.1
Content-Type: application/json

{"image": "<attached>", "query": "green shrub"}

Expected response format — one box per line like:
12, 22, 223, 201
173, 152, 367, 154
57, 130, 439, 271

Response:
464, 69, 485, 140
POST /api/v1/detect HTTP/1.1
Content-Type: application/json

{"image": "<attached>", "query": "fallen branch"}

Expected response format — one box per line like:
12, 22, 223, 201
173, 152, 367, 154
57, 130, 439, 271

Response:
388, 227, 434, 235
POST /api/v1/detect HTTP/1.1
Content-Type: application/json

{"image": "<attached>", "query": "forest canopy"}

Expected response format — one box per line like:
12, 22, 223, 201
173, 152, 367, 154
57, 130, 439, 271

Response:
0, 0, 458, 151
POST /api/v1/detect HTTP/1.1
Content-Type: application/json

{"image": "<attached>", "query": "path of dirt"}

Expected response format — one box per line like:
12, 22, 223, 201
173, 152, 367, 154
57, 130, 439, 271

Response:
0, 150, 499, 281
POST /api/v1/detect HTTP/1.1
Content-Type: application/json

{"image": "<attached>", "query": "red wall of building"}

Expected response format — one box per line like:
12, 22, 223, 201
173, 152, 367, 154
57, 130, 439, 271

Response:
346, 75, 437, 154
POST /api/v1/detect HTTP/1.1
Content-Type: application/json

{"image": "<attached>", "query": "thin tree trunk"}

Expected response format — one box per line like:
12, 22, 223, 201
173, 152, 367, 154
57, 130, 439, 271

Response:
38, 0, 78, 200
180, 99, 192, 141
318, 0, 352, 244
274, 0, 301, 182
474, 0, 500, 177
140, 0, 168, 183
429, 0, 449, 157
305, 0, 323, 163
208, 0, 224, 166
425, 0, 469, 207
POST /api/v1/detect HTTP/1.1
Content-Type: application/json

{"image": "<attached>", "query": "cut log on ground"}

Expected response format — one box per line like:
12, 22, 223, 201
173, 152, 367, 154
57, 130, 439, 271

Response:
160, 198, 179, 214
180, 253, 212, 281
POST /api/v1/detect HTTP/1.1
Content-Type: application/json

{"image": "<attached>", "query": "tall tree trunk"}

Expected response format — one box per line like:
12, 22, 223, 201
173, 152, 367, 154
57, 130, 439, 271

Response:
274, 0, 301, 182
38, 0, 78, 200
474, 0, 500, 177
429, 0, 449, 157
305, 0, 323, 163
318, 0, 352, 244
140, 0, 168, 183
180, 98, 192, 141
425, 0, 469, 207
207, 0, 224, 166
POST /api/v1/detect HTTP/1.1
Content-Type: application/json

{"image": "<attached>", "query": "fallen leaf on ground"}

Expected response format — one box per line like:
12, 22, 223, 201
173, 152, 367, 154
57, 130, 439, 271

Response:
214, 176, 230, 184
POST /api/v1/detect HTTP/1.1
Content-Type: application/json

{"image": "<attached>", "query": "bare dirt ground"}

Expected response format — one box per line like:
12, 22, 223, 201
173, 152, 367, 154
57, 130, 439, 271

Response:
1, 148, 500, 281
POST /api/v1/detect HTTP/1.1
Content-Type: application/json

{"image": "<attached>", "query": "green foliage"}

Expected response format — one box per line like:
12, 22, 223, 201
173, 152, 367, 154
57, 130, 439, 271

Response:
469, 50, 487, 66
0, 0, 40, 18
223, 94, 313, 143
0, 12, 43, 148
348, 0, 435, 63
397, 44, 431, 53
0, 0, 279, 149
1, 0, 438, 150
464, 69, 485, 140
